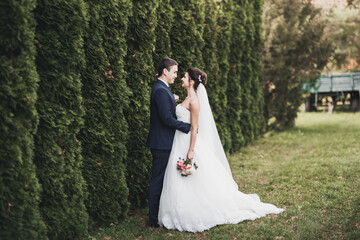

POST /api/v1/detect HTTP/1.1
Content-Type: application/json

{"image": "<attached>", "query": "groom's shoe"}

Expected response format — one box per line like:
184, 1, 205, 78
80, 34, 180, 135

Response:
147, 221, 160, 228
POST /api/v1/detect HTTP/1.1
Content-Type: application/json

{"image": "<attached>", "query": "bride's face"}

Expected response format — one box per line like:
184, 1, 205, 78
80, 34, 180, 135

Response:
181, 72, 191, 89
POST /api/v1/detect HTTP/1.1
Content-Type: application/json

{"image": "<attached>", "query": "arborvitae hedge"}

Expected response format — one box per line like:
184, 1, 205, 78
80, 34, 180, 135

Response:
239, 0, 255, 145
215, 0, 233, 154
251, 0, 266, 137
170, 0, 205, 97
227, 0, 245, 153
153, 0, 174, 68
101, 0, 131, 221
34, 1, 88, 239
80, 0, 130, 227
125, 0, 158, 207
203, 0, 228, 150
203, 0, 219, 111
2, 1, 268, 235
101, 1, 132, 206
0, 1, 47, 239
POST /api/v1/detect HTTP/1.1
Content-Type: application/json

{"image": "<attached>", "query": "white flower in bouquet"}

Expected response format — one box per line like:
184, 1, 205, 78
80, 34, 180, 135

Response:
189, 166, 196, 175
176, 157, 198, 177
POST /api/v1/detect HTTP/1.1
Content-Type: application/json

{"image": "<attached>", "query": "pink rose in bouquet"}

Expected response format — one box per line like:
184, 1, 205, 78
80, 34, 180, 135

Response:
176, 157, 198, 177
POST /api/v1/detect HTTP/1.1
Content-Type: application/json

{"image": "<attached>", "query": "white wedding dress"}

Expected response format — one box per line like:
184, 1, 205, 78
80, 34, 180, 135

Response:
158, 84, 284, 232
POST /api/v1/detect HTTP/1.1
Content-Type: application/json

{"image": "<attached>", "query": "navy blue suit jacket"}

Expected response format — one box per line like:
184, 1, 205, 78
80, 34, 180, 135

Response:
146, 80, 191, 150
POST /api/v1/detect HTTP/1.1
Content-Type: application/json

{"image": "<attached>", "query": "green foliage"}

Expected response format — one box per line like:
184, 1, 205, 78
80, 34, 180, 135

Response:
203, 0, 219, 118
326, 4, 360, 71
227, 0, 245, 152
202, 0, 218, 110
80, 0, 130, 227
1, 1, 269, 235
100, 0, 132, 221
239, 0, 255, 145
203, 0, 231, 155
263, 0, 332, 130
251, 0, 267, 137
153, 0, 174, 69
34, 1, 88, 239
125, 0, 159, 207
215, 0, 233, 153
170, 0, 205, 97
0, 1, 47, 239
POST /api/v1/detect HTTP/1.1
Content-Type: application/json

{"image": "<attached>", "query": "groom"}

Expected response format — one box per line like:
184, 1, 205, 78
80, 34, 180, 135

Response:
146, 58, 191, 227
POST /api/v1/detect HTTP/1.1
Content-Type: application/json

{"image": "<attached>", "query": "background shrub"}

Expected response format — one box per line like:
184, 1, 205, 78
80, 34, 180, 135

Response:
0, 1, 47, 239
34, 1, 89, 239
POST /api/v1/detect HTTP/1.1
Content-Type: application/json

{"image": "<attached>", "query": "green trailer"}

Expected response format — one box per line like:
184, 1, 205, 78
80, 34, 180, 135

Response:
302, 73, 360, 112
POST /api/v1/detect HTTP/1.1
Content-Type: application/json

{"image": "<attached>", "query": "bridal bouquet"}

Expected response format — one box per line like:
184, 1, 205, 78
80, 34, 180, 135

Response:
176, 157, 198, 177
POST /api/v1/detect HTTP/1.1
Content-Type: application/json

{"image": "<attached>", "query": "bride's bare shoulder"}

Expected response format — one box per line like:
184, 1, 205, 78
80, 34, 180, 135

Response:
189, 95, 200, 112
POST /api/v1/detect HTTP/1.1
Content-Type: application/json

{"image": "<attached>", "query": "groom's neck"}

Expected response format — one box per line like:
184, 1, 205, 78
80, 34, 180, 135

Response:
158, 76, 170, 86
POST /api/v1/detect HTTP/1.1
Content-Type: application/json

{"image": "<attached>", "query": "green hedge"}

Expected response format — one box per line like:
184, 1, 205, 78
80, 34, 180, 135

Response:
239, 0, 255, 145
124, 0, 158, 207
34, 1, 88, 239
170, 0, 205, 97
80, 0, 130, 227
226, 0, 246, 153
153, 0, 174, 69
251, 0, 266, 137
101, 0, 131, 221
2, 0, 267, 236
0, 1, 47, 239
215, 0, 233, 154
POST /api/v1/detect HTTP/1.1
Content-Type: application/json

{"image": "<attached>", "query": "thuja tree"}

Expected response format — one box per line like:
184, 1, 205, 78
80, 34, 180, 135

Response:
0, 1, 47, 239
203, 0, 229, 151
153, 0, 174, 69
101, 0, 131, 219
203, 0, 219, 113
34, 1, 88, 239
170, 0, 205, 97
227, 0, 245, 153
251, 0, 266, 137
102, 0, 132, 192
125, 0, 158, 207
262, 0, 332, 129
215, 0, 233, 154
80, 0, 130, 227
238, 0, 255, 145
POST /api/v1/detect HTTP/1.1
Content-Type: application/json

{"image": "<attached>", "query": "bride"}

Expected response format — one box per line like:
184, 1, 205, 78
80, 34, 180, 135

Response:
158, 67, 284, 232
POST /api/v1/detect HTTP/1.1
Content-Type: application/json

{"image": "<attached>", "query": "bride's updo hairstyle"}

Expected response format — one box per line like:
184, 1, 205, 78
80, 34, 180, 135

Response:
187, 67, 207, 90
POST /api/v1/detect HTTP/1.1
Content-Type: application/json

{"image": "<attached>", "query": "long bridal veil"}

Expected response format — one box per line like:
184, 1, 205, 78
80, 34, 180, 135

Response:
196, 83, 232, 175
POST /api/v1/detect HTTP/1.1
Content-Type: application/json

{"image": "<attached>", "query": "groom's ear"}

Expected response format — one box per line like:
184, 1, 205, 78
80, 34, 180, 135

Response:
163, 68, 168, 75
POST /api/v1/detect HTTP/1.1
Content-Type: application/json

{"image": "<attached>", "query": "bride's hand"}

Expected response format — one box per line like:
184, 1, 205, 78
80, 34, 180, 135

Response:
187, 150, 194, 161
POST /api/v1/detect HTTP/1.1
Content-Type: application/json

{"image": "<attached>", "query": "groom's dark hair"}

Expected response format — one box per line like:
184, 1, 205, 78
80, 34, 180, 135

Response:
157, 57, 178, 77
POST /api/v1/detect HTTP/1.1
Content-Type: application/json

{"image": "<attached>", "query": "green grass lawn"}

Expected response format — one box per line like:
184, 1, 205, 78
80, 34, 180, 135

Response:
89, 112, 360, 240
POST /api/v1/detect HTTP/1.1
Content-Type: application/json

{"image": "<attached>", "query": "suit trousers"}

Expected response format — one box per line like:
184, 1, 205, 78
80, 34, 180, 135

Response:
148, 149, 171, 223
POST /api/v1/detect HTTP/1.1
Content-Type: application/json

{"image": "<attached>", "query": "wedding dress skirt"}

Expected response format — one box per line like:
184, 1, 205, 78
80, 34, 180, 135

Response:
158, 105, 284, 232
